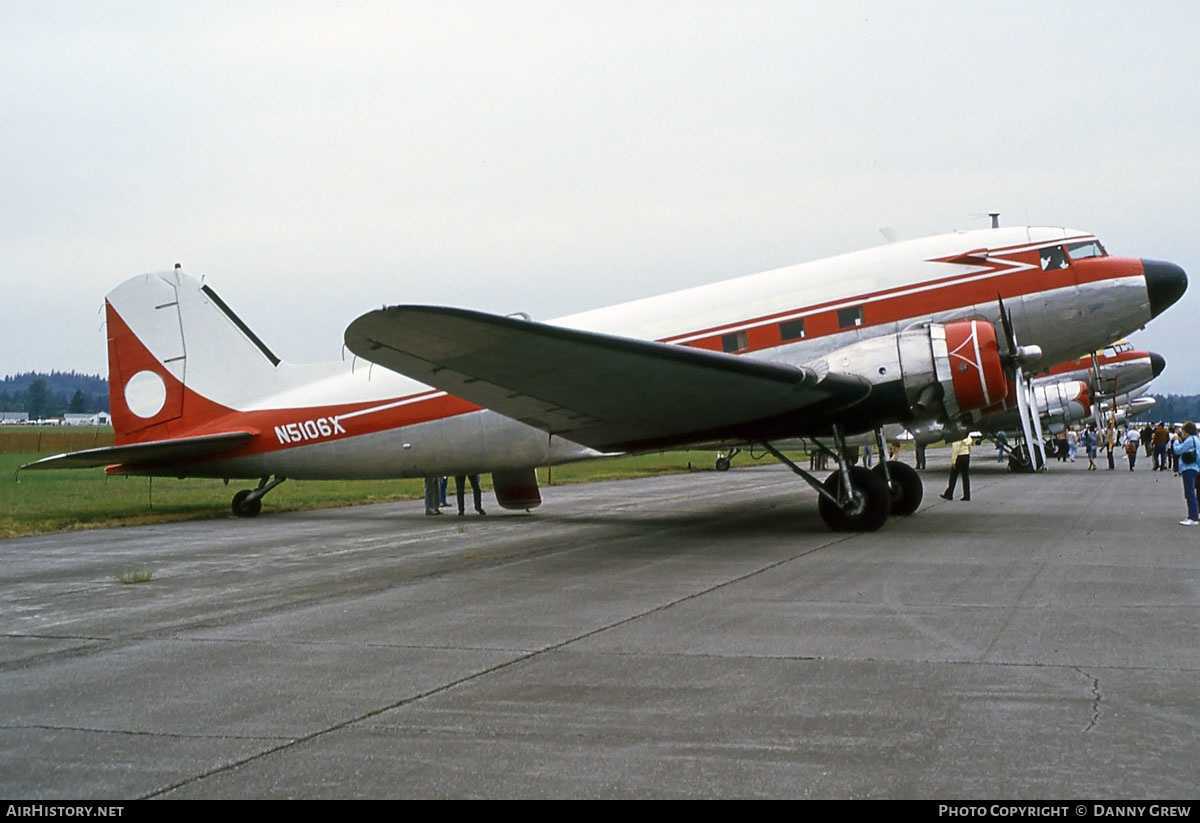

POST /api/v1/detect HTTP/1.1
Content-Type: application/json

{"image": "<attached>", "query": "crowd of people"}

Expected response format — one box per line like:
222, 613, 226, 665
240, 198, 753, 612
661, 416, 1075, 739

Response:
993, 419, 1200, 527
1044, 420, 1191, 475
901, 419, 1199, 527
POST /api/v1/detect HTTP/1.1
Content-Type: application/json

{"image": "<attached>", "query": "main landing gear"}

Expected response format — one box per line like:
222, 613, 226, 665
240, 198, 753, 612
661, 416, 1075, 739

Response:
761, 426, 923, 532
231, 475, 286, 518
872, 427, 923, 516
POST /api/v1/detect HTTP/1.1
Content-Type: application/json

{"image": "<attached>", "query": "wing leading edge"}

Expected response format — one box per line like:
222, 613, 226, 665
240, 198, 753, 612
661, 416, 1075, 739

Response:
345, 306, 871, 452
20, 431, 254, 471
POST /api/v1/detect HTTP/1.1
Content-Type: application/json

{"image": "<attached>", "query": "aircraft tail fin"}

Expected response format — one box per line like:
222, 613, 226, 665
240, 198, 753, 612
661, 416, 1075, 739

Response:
105, 269, 287, 443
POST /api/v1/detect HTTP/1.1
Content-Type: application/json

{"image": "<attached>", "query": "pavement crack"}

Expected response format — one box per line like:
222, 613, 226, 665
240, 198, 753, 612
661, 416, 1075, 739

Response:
1075, 666, 1102, 732
2, 722, 292, 742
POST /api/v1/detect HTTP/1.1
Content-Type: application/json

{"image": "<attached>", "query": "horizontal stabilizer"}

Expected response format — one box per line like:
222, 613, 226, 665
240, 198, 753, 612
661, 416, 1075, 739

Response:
20, 431, 255, 471
345, 306, 870, 451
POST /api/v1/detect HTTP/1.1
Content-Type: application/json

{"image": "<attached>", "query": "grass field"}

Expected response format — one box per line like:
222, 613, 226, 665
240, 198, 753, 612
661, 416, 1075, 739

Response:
1, 427, 745, 538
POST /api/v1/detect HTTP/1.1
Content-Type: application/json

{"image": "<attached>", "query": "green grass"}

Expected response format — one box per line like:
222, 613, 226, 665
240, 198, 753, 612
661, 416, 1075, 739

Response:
2, 449, 747, 539
115, 569, 154, 584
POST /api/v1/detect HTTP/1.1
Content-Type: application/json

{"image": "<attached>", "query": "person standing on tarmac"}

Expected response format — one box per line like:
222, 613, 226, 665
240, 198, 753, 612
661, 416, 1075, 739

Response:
941, 437, 972, 502
1171, 422, 1200, 526
1153, 422, 1170, 471
424, 477, 443, 516
1124, 426, 1141, 471
1082, 425, 1098, 470
455, 474, 486, 516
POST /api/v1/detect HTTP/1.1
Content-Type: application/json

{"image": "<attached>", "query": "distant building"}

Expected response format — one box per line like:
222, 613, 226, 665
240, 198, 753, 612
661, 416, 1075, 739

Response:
1, 412, 29, 424
63, 412, 112, 426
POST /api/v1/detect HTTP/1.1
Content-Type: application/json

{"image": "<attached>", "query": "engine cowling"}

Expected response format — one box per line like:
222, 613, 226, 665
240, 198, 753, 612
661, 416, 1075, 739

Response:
812, 320, 1008, 429
1036, 380, 1091, 433
938, 321, 1009, 418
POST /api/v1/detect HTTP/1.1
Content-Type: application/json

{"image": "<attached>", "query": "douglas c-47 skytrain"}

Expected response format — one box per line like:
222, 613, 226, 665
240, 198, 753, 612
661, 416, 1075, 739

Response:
24, 225, 1187, 532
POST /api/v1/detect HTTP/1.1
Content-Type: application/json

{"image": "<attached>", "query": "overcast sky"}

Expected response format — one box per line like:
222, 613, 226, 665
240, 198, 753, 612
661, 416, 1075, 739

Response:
4, 1, 1198, 393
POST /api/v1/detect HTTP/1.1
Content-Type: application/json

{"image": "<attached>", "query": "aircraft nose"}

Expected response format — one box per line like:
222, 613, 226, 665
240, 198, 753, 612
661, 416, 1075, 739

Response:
1150, 352, 1166, 378
1143, 259, 1187, 319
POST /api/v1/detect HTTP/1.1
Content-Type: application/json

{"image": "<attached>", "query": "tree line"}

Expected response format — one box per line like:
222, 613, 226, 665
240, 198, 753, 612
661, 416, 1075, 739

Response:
0, 372, 109, 419
1137, 394, 1200, 424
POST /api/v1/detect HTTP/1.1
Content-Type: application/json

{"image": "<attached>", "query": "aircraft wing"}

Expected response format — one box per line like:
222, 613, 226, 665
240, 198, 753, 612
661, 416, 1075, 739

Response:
20, 431, 254, 471
345, 306, 871, 452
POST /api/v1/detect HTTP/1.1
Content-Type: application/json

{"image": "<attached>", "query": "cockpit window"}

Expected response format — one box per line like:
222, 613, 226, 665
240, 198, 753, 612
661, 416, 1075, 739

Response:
1100, 341, 1132, 358
1065, 240, 1106, 260
1040, 246, 1069, 271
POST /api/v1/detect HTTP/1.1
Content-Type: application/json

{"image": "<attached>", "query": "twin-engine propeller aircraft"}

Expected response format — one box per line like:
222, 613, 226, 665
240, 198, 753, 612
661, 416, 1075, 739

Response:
23, 226, 1187, 531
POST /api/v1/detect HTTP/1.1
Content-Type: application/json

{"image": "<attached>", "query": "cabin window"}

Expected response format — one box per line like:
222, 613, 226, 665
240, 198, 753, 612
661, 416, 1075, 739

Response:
1040, 246, 1069, 271
721, 331, 748, 353
837, 306, 863, 329
779, 317, 806, 341
1065, 240, 1106, 260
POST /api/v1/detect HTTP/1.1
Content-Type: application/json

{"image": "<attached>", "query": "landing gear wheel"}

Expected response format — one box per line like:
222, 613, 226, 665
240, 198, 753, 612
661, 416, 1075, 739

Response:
818, 465, 891, 532
715, 456, 731, 472
1008, 445, 1034, 473
231, 489, 262, 518
874, 460, 923, 516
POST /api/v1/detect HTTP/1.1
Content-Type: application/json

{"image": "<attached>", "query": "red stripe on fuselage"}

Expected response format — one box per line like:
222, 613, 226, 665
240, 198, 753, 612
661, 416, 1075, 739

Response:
667, 252, 1142, 354
107, 304, 482, 459
1042, 348, 1150, 378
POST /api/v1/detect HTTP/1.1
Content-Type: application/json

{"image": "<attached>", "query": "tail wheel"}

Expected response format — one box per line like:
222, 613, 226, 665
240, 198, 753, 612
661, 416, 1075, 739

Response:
715, 456, 731, 471
817, 466, 891, 532
231, 489, 262, 518
874, 460, 923, 516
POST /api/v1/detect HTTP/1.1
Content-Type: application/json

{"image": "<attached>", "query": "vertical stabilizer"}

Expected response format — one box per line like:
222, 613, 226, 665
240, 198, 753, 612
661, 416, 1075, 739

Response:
106, 270, 285, 442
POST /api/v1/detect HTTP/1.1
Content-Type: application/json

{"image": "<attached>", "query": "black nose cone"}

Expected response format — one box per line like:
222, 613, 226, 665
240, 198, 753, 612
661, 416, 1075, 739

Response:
1150, 352, 1166, 378
1143, 259, 1187, 319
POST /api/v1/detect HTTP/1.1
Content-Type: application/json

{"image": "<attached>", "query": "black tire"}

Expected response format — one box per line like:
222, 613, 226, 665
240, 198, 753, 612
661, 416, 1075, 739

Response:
231, 489, 262, 518
874, 460, 923, 516
817, 466, 891, 532
1008, 445, 1035, 473
715, 456, 731, 472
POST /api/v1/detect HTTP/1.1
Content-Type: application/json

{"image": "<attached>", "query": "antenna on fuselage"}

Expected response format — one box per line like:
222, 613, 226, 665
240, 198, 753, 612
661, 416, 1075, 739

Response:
989, 212, 1000, 229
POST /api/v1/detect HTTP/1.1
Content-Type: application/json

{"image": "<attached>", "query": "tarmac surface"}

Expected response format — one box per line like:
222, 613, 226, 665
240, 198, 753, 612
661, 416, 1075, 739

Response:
2, 448, 1197, 799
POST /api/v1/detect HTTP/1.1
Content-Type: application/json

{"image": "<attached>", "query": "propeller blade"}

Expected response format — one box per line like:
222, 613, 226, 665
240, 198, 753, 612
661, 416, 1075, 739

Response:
1012, 366, 1037, 470
1027, 376, 1048, 469
997, 294, 1018, 358
996, 294, 1043, 371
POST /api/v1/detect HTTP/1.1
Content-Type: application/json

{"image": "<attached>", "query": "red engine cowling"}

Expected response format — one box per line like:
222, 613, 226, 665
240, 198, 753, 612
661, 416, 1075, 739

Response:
941, 320, 1009, 416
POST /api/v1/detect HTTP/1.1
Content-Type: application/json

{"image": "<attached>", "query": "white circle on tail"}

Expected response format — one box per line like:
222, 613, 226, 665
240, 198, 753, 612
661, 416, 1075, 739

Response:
125, 370, 167, 418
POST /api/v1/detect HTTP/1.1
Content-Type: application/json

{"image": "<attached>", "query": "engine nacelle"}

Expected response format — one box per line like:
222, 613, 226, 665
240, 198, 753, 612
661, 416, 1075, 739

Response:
812, 320, 1008, 429
1036, 380, 1091, 433
492, 468, 542, 510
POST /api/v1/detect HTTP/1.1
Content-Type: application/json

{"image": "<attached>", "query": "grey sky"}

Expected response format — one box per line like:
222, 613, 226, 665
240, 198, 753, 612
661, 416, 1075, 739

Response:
4, 1, 1198, 393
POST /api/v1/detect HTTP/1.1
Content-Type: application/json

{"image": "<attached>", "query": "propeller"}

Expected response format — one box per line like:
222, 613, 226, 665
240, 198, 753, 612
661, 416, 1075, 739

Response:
997, 296, 1047, 470
1088, 351, 1106, 431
